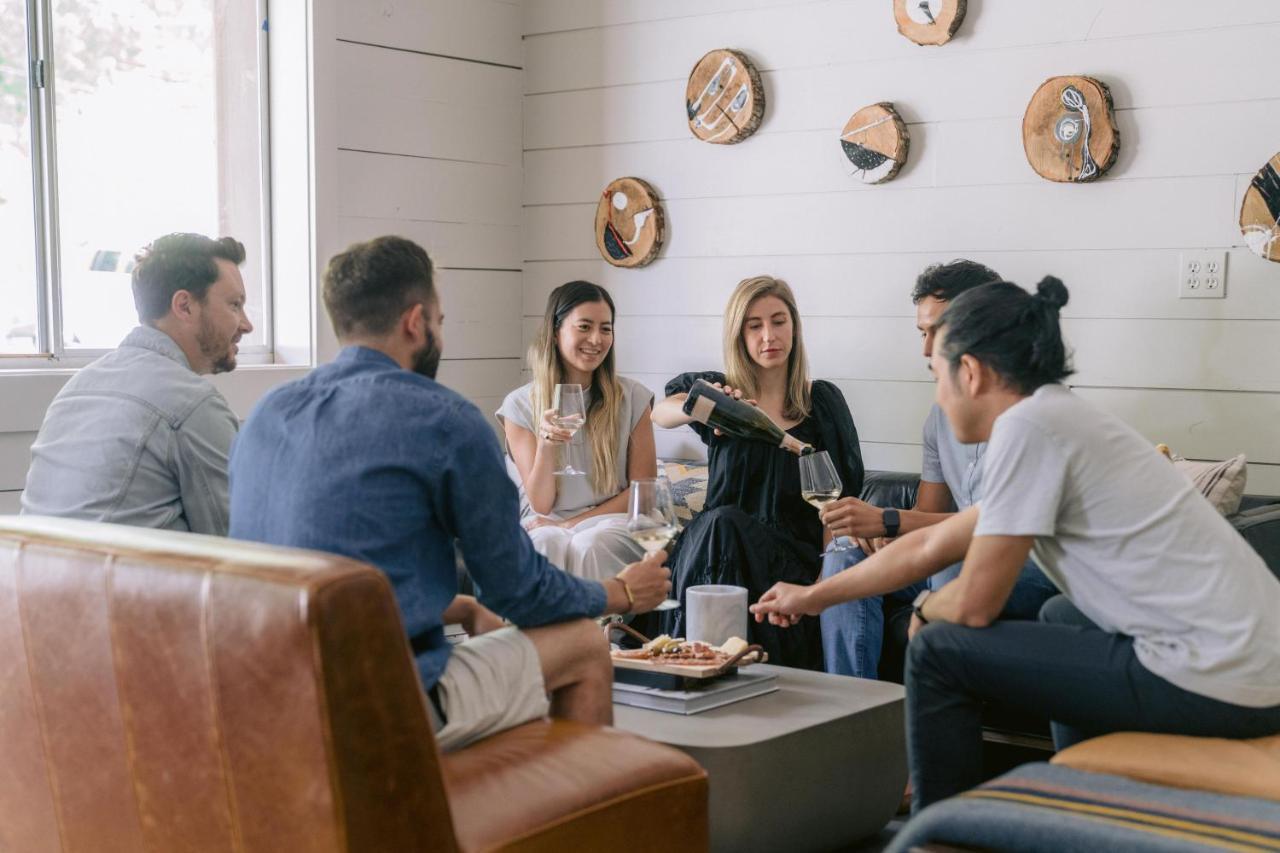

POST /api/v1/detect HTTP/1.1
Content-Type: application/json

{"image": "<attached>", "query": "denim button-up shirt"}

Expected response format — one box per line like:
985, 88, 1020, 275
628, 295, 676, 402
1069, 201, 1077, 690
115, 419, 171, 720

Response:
22, 326, 238, 534
228, 346, 606, 689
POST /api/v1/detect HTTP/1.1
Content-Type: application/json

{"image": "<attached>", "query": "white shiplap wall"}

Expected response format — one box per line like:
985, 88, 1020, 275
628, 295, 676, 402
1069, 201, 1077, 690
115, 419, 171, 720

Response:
337, 1, 525, 426
521, 0, 1280, 492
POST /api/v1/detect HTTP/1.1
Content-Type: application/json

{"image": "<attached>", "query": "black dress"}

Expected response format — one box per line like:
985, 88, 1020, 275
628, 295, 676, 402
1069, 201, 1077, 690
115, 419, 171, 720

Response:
651, 371, 864, 670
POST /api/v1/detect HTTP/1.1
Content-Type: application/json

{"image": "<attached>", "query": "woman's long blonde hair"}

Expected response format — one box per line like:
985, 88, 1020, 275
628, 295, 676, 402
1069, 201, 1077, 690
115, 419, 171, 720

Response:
529, 281, 625, 494
722, 276, 812, 421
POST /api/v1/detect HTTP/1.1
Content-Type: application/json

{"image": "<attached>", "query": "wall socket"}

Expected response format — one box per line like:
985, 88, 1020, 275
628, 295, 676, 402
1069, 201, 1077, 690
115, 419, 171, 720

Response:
1179, 250, 1227, 299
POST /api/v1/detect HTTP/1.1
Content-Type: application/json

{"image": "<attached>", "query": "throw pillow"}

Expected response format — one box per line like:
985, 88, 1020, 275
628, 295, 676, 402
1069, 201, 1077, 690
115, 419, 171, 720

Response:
1157, 445, 1248, 516
661, 460, 708, 524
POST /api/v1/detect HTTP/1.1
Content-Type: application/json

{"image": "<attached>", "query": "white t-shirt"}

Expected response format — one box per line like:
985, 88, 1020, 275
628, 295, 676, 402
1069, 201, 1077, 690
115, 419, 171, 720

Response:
975, 383, 1280, 708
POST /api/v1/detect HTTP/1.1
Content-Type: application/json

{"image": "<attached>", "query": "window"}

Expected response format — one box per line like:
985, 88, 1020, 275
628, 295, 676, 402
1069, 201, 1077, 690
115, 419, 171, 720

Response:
0, 0, 270, 361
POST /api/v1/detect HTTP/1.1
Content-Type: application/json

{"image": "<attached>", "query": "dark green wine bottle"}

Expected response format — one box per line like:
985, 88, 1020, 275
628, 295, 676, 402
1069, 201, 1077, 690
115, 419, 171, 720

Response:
682, 379, 814, 456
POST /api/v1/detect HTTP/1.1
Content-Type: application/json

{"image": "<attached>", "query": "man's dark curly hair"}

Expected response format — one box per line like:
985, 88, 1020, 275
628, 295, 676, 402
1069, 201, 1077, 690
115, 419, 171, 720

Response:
322, 236, 436, 338
131, 233, 245, 324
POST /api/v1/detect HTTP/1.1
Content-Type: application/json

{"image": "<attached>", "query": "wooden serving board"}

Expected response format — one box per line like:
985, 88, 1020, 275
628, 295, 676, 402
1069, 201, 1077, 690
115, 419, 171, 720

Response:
611, 654, 757, 679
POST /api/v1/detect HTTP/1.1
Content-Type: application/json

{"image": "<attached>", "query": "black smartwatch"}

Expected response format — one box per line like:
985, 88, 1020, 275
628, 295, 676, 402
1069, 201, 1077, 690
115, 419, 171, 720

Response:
912, 588, 932, 624
882, 508, 901, 538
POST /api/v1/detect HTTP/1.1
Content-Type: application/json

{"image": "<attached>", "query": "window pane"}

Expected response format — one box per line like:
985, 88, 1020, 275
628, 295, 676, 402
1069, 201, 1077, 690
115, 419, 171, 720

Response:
0, 1, 40, 355
51, 0, 267, 351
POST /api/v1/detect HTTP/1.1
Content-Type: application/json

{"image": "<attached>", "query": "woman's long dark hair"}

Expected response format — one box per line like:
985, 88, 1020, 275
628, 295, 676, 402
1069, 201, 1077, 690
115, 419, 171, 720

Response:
935, 276, 1074, 394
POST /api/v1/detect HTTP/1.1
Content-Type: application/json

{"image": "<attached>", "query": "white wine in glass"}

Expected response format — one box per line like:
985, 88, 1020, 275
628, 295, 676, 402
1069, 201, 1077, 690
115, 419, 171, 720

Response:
626, 478, 681, 611
799, 450, 852, 553
552, 383, 586, 477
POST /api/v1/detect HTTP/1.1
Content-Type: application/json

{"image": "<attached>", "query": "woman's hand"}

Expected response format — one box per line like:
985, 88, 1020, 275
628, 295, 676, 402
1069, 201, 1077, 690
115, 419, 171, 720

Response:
524, 514, 566, 531
708, 382, 758, 436
537, 408, 575, 446
750, 582, 820, 627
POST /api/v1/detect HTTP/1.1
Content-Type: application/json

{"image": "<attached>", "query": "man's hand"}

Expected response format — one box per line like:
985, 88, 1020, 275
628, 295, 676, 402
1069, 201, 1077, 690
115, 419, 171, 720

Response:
908, 613, 925, 641
464, 600, 506, 637
750, 582, 819, 627
614, 550, 671, 613
821, 497, 888, 539
856, 536, 891, 555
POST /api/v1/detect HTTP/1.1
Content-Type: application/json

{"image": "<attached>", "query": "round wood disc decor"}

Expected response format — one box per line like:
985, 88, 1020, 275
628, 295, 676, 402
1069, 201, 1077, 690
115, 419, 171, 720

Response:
595, 177, 665, 268
840, 102, 910, 184
685, 48, 765, 145
1240, 152, 1280, 262
894, 0, 967, 46
1022, 76, 1120, 183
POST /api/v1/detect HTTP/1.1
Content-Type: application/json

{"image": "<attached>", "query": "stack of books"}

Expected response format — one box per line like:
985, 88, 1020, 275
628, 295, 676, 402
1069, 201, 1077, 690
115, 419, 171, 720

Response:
612, 670, 778, 715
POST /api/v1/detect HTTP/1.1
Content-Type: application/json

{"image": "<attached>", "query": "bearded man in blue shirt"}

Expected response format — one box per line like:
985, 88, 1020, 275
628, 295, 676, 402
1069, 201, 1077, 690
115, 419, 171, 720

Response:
230, 236, 670, 751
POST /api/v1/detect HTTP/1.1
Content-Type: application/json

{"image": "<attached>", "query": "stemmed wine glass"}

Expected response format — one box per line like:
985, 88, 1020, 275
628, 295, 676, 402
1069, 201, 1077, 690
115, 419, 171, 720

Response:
799, 450, 852, 554
626, 478, 681, 611
551, 383, 586, 477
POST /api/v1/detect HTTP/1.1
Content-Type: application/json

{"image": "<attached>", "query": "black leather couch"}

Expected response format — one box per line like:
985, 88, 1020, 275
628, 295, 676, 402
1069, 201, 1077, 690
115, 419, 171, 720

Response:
862, 470, 1280, 750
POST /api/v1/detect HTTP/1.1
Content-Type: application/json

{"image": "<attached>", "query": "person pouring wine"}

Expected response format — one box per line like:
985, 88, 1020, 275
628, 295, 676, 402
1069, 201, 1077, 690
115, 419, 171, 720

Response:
648, 275, 864, 670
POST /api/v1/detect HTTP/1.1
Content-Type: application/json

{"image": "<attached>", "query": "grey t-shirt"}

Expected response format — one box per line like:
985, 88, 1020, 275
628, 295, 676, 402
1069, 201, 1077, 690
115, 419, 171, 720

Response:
975, 383, 1280, 708
496, 376, 653, 518
921, 403, 984, 510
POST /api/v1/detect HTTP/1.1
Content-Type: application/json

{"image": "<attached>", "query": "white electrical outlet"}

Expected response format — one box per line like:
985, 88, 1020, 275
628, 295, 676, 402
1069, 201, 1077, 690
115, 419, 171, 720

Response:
1178, 250, 1227, 299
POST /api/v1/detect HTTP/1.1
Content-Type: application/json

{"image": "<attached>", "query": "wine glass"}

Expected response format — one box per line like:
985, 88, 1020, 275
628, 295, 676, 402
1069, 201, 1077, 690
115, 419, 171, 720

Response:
799, 450, 852, 554
626, 478, 681, 611
551, 383, 586, 477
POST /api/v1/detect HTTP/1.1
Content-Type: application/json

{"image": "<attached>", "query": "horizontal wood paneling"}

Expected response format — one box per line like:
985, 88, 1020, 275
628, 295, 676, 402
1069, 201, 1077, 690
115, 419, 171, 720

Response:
522, 249, 1280, 322
338, 0, 522, 67
524, 0, 815, 37
0, 491, 20, 514
337, 41, 522, 166
525, 24, 1279, 148
0, 433, 35, 492
436, 358, 523, 400
336, 217, 521, 271
436, 271, 523, 359
340, 150, 520, 227
524, 3, 1280, 95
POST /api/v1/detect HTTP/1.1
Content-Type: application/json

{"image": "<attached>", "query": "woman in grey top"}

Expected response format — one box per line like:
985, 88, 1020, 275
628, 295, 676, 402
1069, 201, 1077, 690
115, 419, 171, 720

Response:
498, 281, 656, 581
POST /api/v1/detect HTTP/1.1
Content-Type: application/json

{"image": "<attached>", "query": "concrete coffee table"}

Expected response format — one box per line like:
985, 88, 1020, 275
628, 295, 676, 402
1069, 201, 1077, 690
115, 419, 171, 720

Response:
613, 663, 906, 853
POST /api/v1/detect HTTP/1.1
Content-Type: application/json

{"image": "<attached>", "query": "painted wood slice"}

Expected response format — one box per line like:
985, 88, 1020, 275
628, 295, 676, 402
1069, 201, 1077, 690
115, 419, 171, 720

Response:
1241, 152, 1280, 262
685, 48, 765, 145
595, 177, 665, 268
840, 102, 910, 184
894, 0, 967, 46
1022, 76, 1120, 183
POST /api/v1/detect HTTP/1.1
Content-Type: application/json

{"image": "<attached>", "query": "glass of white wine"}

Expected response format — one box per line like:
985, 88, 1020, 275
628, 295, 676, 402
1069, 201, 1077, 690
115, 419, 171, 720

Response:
626, 478, 681, 611
551, 383, 586, 477
799, 450, 852, 554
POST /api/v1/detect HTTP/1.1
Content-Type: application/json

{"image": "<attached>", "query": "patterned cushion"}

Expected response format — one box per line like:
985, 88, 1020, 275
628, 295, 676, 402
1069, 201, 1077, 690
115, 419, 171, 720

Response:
661, 461, 708, 525
1158, 445, 1248, 516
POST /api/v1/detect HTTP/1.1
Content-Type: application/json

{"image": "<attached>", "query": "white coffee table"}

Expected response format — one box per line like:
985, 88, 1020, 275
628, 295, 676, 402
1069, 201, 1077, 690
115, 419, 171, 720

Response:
613, 664, 906, 853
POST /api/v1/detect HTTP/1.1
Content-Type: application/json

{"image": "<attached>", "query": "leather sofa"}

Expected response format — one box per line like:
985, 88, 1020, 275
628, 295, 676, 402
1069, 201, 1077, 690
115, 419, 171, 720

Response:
0, 515, 708, 853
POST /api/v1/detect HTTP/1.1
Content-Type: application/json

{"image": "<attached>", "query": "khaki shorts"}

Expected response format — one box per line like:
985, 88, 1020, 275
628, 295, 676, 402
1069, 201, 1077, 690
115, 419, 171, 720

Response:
433, 626, 550, 752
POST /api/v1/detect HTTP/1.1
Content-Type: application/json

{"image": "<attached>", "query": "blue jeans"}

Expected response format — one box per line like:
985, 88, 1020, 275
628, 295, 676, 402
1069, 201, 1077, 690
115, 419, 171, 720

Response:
819, 540, 1059, 679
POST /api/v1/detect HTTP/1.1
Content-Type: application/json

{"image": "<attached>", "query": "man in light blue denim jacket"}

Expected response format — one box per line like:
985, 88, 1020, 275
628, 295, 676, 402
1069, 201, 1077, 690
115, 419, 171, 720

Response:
21, 233, 254, 535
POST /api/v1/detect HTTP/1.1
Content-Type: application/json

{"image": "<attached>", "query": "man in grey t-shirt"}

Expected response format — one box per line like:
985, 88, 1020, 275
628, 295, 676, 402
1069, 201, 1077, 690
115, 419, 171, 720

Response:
753, 277, 1280, 811
22, 233, 253, 535
817, 260, 1055, 679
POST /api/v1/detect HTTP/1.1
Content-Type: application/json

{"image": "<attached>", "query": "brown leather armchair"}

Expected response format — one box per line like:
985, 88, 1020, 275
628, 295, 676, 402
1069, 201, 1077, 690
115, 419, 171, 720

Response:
0, 516, 708, 853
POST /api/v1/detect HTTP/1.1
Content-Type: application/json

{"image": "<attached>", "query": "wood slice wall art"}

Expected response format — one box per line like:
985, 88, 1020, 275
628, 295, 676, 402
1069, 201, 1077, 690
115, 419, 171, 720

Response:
1241, 152, 1280, 262
1022, 76, 1120, 183
840, 102, 910, 184
685, 48, 765, 144
894, 0, 967, 46
595, 177, 665, 268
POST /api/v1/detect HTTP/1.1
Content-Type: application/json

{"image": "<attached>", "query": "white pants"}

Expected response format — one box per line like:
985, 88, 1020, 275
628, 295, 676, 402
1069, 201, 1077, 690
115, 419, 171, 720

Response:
526, 513, 644, 582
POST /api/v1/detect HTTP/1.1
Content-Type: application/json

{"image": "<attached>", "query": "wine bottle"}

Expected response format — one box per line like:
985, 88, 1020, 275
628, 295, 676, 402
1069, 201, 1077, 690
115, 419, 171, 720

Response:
682, 379, 814, 456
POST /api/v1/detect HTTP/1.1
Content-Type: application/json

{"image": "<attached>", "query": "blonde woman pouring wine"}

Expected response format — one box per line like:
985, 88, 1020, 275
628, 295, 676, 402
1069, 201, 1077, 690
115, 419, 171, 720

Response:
498, 281, 657, 581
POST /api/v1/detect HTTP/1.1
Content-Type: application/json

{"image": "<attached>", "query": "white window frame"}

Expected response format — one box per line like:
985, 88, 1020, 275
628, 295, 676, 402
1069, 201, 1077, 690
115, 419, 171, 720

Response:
4, 0, 285, 371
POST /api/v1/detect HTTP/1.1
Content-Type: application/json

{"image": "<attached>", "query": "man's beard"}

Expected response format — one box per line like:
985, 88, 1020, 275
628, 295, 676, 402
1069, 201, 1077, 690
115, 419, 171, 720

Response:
412, 331, 441, 379
197, 320, 237, 374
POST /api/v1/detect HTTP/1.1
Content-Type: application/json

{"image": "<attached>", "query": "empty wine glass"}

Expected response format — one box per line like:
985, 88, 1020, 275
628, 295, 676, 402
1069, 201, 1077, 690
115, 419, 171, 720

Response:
799, 450, 851, 553
552, 383, 586, 477
626, 478, 681, 611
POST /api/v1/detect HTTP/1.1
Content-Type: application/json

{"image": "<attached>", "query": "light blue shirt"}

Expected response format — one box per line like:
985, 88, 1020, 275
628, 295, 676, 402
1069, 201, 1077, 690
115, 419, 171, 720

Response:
921, 404, 985, 509
21, 325, 238, 535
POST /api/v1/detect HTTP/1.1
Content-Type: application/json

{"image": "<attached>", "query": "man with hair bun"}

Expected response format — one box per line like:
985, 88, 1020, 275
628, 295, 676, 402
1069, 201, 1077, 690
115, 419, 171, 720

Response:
753, 275, 1280, 811
23, 232, 253, 534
